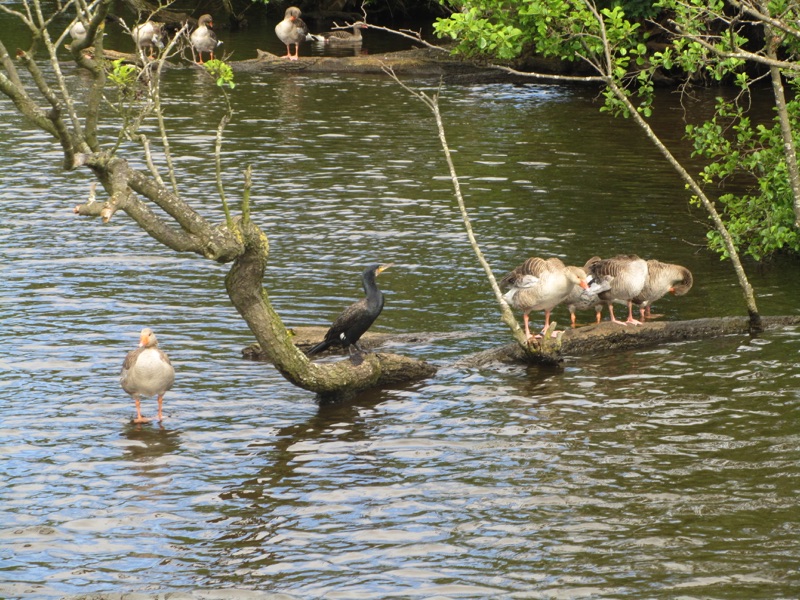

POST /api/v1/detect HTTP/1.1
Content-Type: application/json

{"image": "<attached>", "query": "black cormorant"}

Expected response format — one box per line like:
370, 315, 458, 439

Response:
307, 263, 393, 360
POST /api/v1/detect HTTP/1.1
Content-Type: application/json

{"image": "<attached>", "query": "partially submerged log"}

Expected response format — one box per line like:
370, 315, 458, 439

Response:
246, 316, 800, 371
458, 315, 800, 368
242, 326, 438, 395
74, 46, 555, 83
243, 326, 419, 359
235, 47, 529, 82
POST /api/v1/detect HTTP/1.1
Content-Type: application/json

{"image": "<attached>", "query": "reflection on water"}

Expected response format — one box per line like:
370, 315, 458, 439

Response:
1, 48, 799, 599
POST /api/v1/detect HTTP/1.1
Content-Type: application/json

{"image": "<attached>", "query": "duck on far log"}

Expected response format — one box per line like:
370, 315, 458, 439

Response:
132, 20, 165, 59
307, 263, 393, 364
191, 14, 222, 64
310, 22, 368, 45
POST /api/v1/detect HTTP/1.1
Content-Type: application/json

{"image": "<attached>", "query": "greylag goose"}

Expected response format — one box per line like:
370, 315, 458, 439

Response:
307, 264, 393, 364
501, 257, 588, 338
586, 254, 649, 325
120, 328, 175, 423
191, 14, 222, 64
69, 21, 87, 45
316, 22, 368, 44
633, 259, 693, 320
563, 264, 613, 327
132, 21, 165, 59
275, 6, 309, 60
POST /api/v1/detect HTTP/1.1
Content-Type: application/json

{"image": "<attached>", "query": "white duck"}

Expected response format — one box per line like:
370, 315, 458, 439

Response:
586, 254, 649, 325
120, 328, 175, 423
69, 21, 87, 45
191, 14, 221, 64
633, 259, 693, 320
501, 257, 589, 338
275, 6, 308, 60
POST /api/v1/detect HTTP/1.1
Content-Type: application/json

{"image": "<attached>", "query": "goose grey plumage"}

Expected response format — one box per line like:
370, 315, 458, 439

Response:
191, 14, 221, 64
633, 259, 693, 320
563, 264, 613, 327
275, 6, 308, 60
132, 21, 165, 59
120, 328, 175, 423
501, 257, 588, 338
317, 21, 368, 44
586, 254, 649, 325
69, 21, 87, 44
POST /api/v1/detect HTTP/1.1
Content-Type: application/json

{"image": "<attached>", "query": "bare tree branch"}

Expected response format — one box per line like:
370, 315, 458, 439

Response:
383, 65, 563, 359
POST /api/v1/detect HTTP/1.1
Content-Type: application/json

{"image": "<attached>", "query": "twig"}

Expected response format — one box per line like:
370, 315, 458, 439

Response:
242, 165, 251, 227
382, 65, 532, 350
364, 23, 448, 52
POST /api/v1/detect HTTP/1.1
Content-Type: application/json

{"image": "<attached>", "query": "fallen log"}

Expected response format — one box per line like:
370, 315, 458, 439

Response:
73, 46, 561, 83
456, 315, 800, 368
244, 316, 800, 372
232, 47, 537, 82
242, 326, 439, 391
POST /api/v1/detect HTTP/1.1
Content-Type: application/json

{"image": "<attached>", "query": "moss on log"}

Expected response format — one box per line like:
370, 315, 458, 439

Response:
246, 316, 800, 372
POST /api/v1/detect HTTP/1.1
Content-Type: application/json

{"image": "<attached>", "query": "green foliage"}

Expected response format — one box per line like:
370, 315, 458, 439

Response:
437, 0, 800, 261
203, 59, 236, 89
107, 58, 137, 89
433, 4, 527, 59
436, 1, 655, 114
596, 0, 660, 19
687, 95, 800, 260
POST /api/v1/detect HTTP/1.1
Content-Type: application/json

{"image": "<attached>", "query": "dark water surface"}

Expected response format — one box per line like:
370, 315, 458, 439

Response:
1, 17, 800, 600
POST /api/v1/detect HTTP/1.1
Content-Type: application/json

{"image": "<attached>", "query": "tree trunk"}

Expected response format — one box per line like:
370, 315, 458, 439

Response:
764, 21, 800, 228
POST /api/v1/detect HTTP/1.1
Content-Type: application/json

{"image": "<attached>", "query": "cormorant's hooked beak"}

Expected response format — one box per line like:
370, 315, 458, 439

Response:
376, 263, 394, 275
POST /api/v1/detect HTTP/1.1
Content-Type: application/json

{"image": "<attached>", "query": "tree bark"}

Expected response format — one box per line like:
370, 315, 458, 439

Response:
763, 17, 800, 228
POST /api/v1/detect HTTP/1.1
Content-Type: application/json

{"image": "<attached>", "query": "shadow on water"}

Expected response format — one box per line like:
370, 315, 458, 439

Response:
122, 422, 182, 463
222, 386, 396, 500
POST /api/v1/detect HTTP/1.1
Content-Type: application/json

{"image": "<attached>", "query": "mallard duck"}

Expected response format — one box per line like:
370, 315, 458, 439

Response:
316, 22, 368, 44
564, 263, 613, 327
120, 328, 175, 423
307, 264, 393, 364
501, 257, 588, 338
132, 21, 165, 59
586, 254, 649, 325
633, 259, 693, 320
275, 6, 308, 60
191, 14, 221, 64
